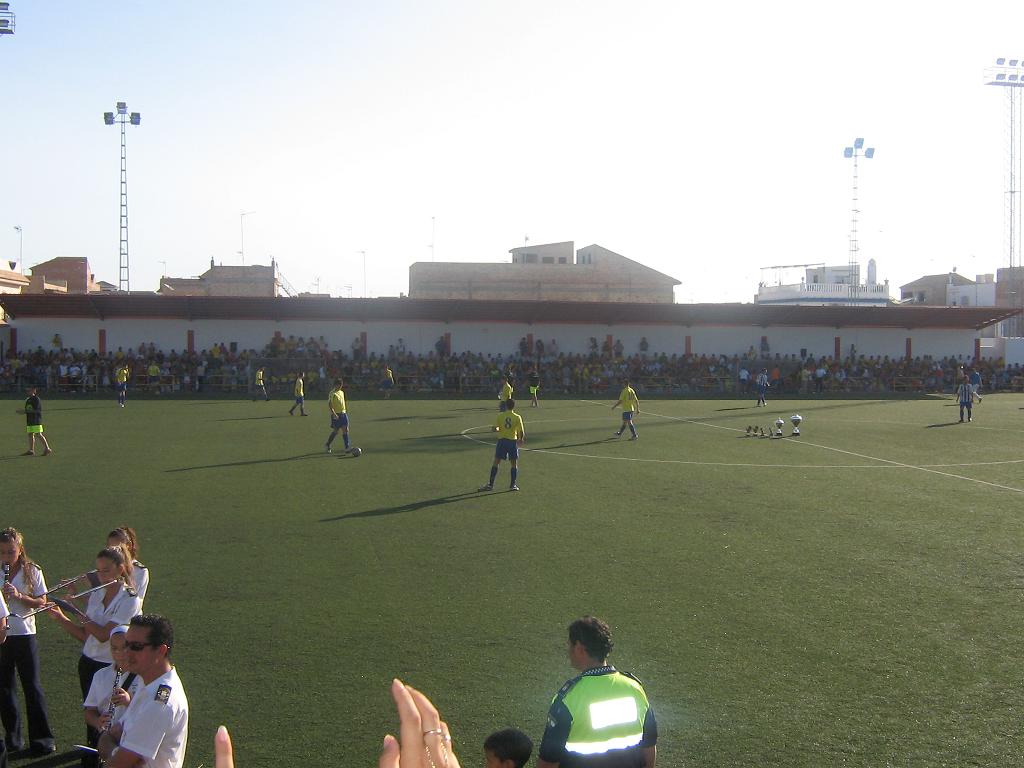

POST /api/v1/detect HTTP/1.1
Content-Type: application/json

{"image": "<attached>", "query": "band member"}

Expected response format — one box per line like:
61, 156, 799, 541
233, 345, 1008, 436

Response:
47, 546, 141, 759
83, 627, 141, 739
106, 529, 149, 606
99, 614, 188, 768
0, 529, 54, 755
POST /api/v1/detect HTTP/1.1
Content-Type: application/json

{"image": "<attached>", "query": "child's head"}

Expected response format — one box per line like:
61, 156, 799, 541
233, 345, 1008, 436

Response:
483, 728, 533, 768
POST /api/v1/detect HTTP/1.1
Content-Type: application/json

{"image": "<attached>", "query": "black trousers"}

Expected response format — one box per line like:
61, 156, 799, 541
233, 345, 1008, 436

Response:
0, 635, 53, 750
77, 655, 109, 768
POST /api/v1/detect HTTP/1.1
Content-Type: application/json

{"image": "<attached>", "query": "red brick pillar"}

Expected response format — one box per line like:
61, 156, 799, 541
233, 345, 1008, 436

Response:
187, 330, 195, 354
98, 329, 107, 356
905, 337, 912, 360
685, 335, 692, 356
834, 336, 841, 360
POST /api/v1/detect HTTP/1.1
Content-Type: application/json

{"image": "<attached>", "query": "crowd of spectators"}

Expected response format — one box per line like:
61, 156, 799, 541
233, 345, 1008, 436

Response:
3, 334, 1023, 397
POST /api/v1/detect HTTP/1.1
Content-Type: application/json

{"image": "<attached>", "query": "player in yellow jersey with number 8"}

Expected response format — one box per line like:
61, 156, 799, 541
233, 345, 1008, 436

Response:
479, 399, 526, 492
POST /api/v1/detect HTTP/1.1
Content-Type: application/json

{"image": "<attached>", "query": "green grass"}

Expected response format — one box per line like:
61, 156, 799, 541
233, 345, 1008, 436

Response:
5, 391, 1024, 767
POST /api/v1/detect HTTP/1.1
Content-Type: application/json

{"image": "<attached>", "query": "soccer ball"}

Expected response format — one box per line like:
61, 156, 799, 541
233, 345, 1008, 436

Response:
350, 447, 362, 457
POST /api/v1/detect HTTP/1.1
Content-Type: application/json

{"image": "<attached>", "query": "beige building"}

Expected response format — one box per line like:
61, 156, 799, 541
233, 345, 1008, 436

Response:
409, 242, 680, 303
24, 257, 101, 294
159, 262, 279, 297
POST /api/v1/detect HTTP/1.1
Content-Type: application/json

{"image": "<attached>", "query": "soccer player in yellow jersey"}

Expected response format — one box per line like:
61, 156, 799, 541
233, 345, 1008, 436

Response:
479, 398, 526, 492
115, 363, 130, 407
498, 375, 513, 412
381, 365, 395, 399
325, 379, 357, 454
288, 371, 307, 416
612, 378, 640, 440
253, 367, 269, 402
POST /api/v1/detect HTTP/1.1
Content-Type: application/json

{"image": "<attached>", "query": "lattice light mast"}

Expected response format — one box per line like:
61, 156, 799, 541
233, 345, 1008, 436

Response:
843, 138, 874, 306
986, 58, 1024, 271
103, 102, 141, 292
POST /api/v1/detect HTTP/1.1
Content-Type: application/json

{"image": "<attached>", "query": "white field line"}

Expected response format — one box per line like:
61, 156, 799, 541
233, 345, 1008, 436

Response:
600, 401, 1024, 496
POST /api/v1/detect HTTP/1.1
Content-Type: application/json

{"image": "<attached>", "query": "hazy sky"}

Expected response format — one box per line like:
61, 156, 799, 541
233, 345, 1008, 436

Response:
3, 1, 1024, 302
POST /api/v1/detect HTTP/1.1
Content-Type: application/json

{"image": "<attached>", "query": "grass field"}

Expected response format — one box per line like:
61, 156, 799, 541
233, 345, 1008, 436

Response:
5, 390, 1024, 768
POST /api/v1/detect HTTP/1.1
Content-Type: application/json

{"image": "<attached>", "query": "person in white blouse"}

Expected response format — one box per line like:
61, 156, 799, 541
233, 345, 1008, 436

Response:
0, 528, 54, 755
48, 546, 141, 761
106, 528, 149, 607
84, 627, 142, 737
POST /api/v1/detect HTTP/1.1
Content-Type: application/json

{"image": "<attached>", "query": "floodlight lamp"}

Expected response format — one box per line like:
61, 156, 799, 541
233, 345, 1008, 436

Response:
116, 102, 127, 114
1011, 59, 1020, 67
854, 138, 864, 149
997, 73, 1007, 81
865, 148, 875, 158
0, 3, 9, 10
130, 112, 141, 125
103, 112, 115, 125
997, 57, 1006, 65
844, 147, 853, 158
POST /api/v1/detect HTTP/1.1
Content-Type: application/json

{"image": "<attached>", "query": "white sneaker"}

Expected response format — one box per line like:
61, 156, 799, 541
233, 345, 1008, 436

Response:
629, 435, 638, 441
325, 445, 332, 454
510, 484, 520, 491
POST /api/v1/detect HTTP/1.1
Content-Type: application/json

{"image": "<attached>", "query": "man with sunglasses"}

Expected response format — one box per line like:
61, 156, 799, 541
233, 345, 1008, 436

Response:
98, 615, 188, 768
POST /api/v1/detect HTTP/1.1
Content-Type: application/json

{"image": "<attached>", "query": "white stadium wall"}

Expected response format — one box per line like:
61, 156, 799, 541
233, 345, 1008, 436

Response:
9, 316, 987, 360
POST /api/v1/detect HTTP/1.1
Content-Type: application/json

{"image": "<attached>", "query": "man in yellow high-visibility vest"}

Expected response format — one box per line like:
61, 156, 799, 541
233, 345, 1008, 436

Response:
537, 616, 657, 768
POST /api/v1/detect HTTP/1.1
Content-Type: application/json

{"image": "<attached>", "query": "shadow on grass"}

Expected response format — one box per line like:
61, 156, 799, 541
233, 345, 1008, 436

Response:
925, 421, 963, 428
166, 452, 325, 472
320, 491, 483, 521
374, 414, 456, 422
400, 432, 467, 441
536, 437, 618, 449
214, 415, 290, 422
714, 406, 753, 411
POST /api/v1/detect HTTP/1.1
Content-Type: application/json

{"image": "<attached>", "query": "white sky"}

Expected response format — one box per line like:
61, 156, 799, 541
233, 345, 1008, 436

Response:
2, 1, 1024, 302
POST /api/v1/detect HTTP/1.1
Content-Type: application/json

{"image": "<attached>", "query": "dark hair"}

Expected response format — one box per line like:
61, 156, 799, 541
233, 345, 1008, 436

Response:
108, 527, 140, 559
506, 399, 516, 411
568, 616, 613, 660
130, 613, 174, 652
483, 729, 533, 768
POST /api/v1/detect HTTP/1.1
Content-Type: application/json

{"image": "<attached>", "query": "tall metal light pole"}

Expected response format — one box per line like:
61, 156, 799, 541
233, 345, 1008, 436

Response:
358, 250, 367, 297
986, 58, 1024, 335
12, 225, 22, 274
843, 138, 874, 305
239, 210, 255, 265
103, 102, 141, 292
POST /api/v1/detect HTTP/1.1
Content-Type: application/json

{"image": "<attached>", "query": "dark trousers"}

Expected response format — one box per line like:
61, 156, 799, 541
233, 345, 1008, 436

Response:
0, 635, 53, 750
78, 655, 109, 768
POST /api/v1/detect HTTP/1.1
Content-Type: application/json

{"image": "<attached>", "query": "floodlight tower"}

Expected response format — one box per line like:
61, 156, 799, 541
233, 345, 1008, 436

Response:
103, 102, 141, 292
985, 58, 1024, 272
843, 138, 874, 305
0, 2, 15, 36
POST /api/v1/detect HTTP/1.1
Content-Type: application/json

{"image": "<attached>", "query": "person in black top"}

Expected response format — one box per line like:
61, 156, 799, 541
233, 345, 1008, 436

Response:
19, 388, 52, 457
528, 368, 541, 408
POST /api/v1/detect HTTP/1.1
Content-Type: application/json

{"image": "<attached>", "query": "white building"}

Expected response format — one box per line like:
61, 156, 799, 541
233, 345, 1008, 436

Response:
756, 259, 891, 306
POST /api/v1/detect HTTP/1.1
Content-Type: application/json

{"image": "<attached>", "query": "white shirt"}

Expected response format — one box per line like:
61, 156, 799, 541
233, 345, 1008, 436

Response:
0, 593, 9, 625
82, 587, 142, 663
132, 563, 150, 606
120, 667, 188, 768
6, 564, 46, 635
83, 663, 143, 729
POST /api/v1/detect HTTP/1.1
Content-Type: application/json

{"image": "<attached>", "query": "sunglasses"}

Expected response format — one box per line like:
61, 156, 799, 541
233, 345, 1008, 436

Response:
124, 641, 159, 651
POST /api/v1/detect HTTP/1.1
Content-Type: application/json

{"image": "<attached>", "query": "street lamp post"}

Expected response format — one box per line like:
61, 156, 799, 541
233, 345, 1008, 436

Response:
103, 102, 141, 292
12, 225, 22, 275
239, 210, 255, 265
358, 250, 367, 298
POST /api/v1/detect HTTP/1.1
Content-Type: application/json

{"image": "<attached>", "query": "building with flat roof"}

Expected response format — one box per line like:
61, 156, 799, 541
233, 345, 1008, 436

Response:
158, 261, 279, 297
410, 242, 680, 303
